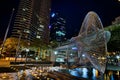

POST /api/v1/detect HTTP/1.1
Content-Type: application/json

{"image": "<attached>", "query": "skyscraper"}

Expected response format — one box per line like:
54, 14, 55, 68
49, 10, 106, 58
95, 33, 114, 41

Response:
11, 0, 51, 44
50, 12, 66, 42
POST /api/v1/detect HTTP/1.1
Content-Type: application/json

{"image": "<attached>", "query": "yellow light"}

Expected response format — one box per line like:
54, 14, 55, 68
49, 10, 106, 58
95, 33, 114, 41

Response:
95, 70, 99, 77
118, 0, 120, 2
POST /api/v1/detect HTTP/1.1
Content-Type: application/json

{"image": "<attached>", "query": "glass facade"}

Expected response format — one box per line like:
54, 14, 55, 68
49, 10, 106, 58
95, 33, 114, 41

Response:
50, 12, 66, 42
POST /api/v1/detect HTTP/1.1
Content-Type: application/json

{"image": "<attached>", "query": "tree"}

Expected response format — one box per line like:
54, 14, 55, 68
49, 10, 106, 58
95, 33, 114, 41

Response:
3, 37, 27, 55
105, 24, 120, 52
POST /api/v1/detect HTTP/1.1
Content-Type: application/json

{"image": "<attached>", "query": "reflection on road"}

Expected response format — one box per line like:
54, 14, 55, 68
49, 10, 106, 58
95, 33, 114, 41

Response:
69, 67, 120, 80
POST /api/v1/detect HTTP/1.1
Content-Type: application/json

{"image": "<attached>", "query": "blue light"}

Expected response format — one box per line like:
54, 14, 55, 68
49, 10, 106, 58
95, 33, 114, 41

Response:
49, 25, 51, 29
82, 68, 88, 78
72, 47, 77, 50
70, 70, 80, 77
51, 13, 55, 17
56, 31, 65, 36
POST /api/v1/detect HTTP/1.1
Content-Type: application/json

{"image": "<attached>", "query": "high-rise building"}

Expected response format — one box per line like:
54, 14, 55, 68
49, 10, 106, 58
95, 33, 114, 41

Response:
50, 12, 66, 42
11, 0, 51, 44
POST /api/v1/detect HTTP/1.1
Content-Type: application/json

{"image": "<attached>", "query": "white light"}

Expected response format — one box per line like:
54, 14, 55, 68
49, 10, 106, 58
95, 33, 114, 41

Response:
36, 35, 41, 39
40, 25, 44, 28
26, 49, 29, 52
82, 68, 88, 78
82, 54, 85, 57
116, 55, 120, 59
36, 57, 38, 60
54, 51, 58, 55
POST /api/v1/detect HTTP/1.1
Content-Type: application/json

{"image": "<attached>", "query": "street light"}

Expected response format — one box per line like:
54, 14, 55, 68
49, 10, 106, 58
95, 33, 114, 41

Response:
54, 51, 58, 62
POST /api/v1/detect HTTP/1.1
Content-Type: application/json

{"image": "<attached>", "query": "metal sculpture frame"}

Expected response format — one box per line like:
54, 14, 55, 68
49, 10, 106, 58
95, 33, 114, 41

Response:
56, 11, 111, 74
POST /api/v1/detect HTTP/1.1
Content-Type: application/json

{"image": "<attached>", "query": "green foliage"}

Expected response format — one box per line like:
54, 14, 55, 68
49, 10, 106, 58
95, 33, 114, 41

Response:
3, 37, 27, 54
105, 24, 120, 51
105, 24, 120, 31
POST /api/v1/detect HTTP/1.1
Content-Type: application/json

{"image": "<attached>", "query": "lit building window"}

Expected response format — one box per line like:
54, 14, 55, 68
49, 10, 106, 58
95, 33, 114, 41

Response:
37, 32, 39, 34
17, 30, 21, 33
22, 8, 26, 11
56, 31, 65, 36
38, 28, 43, 31
23, 18, 26, 21
40, 25, 44, 28
51, 13, 55, 17
24, 29, 30, 33
36, 35, 41, 39
22, 8, 28, 11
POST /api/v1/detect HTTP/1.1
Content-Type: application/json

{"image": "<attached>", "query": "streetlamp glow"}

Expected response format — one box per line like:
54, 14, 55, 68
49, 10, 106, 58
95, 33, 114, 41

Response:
54, 51, 58, 55
54, 51, 58, 62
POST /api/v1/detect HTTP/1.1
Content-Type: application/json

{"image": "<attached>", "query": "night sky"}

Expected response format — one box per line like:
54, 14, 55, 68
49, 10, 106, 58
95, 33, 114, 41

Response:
0, 0, 120, 39
51, 0, 120, 38
0, 0, 19, 39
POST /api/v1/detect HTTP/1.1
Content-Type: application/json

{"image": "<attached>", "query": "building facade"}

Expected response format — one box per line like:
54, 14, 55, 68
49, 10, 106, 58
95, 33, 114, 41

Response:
50, 12, 66, 42
11, 0, 51, 44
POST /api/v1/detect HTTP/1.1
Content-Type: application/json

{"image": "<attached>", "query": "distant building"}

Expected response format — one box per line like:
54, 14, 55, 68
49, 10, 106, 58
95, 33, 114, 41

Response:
50, 12, 66, 42
11, 0, 51, 44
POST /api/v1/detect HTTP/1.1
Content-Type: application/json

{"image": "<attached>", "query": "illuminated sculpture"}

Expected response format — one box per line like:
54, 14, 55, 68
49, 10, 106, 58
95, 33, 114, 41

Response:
56, 11, 111, 74
70, 11, 111, 73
